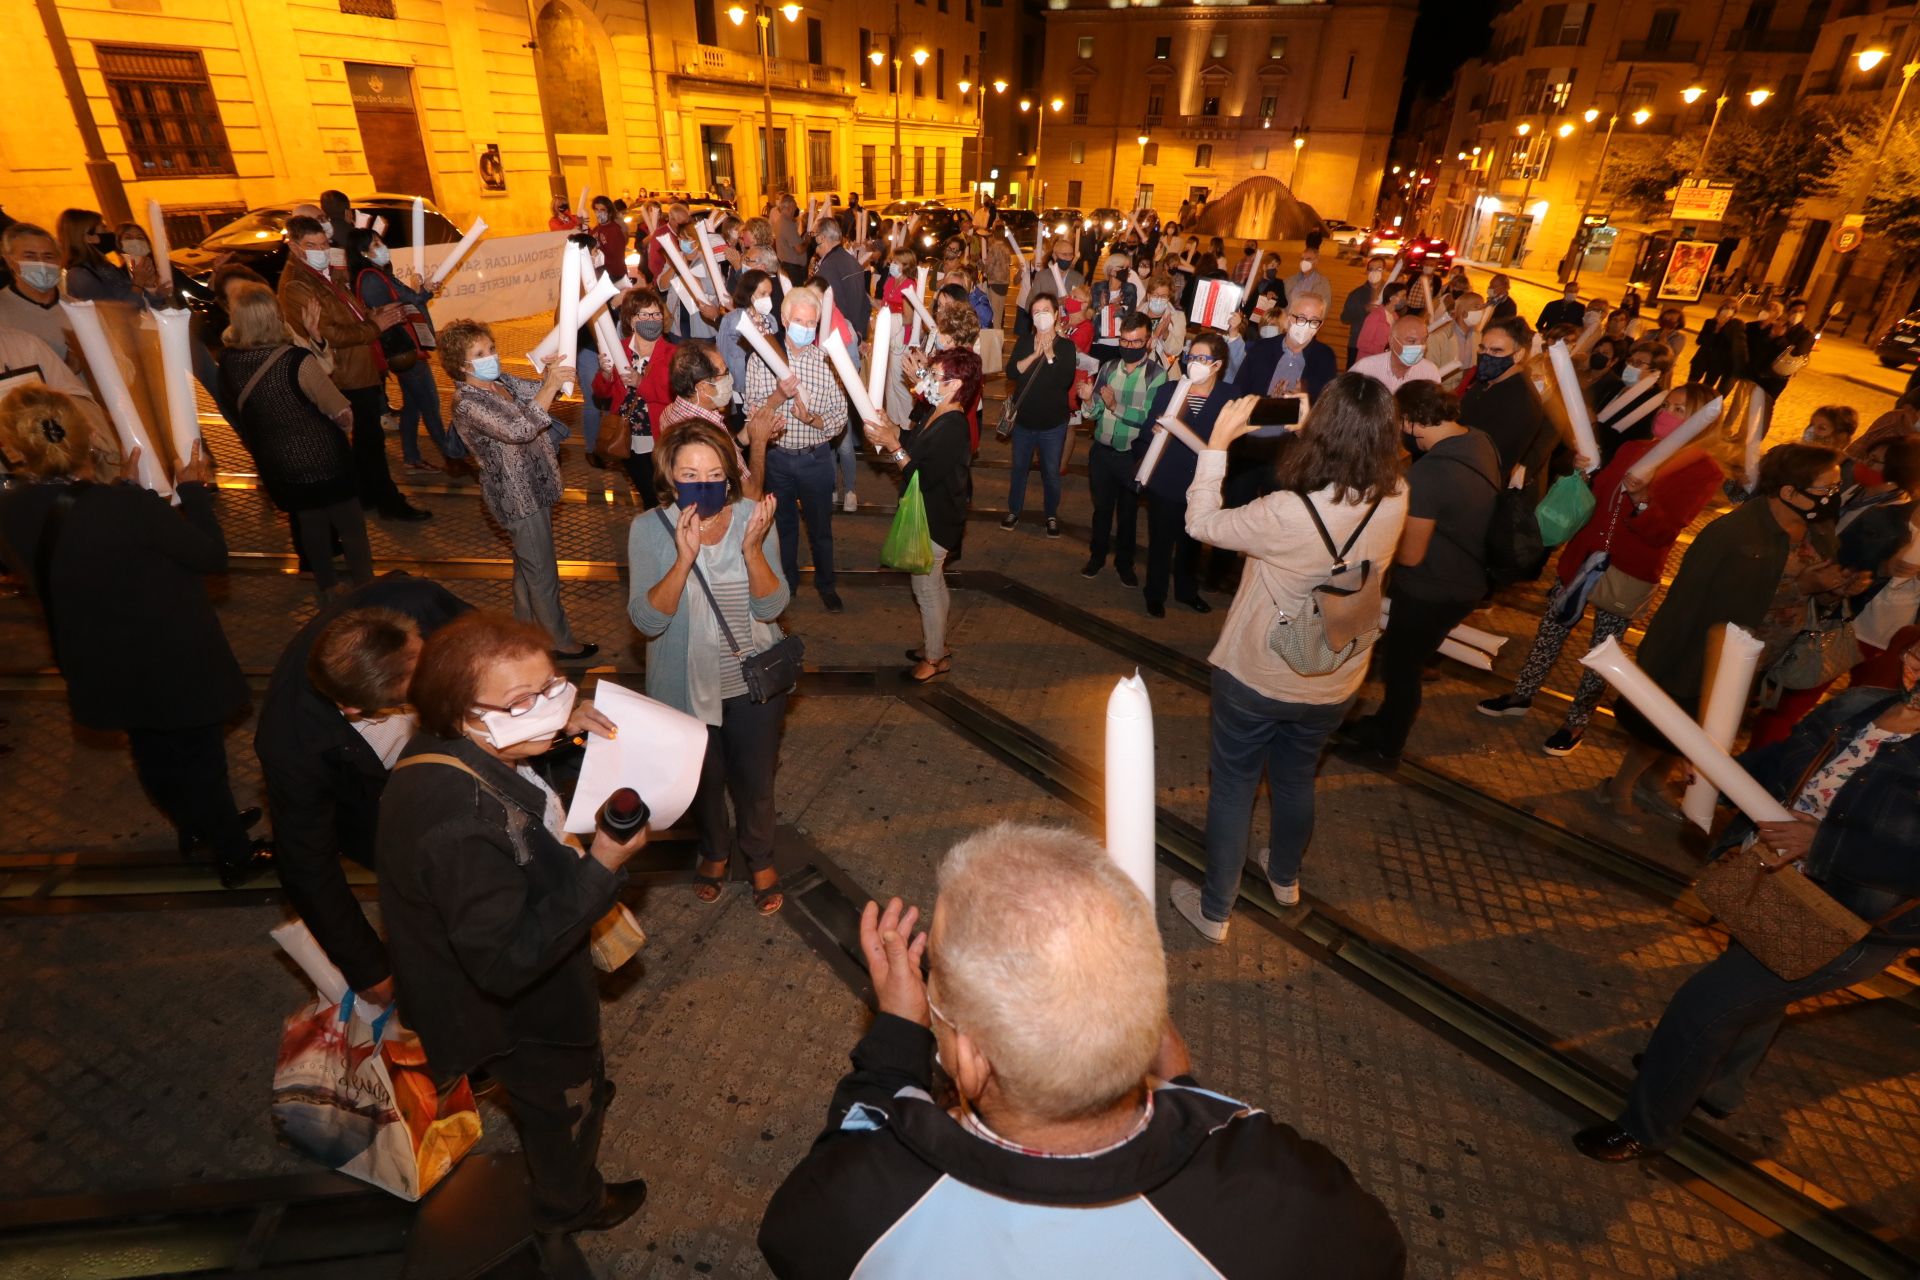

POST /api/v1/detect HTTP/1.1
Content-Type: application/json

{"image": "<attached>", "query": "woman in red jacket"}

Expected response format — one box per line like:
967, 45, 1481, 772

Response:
1479, 383, 1724, 756
589, 288, 676, 507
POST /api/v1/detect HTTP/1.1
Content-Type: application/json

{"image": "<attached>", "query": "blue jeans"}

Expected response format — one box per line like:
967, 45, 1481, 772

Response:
395, 361, 449, 463
1200, 667, 1351, 920
1620, 936, 1907, 1149
766, 442, 836, 594
574, 345, 601, 452
1008, 423, 1065, 518
833, 429, 860, 496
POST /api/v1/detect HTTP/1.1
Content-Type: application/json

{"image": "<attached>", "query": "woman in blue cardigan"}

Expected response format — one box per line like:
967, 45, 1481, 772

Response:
628, 418, 791, 914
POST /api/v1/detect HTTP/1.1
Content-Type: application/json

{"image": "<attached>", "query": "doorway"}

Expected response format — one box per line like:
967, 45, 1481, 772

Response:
702, 125, 736, 195
345, 63, 433, 197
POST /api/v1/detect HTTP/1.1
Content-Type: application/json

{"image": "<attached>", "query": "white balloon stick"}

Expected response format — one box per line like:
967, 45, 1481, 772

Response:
1104, 672, 1158, 906
1626, 396, 1723, 484
428, 217, 488, 288
741, 321, 809, 416
152, 308, 202, 471
557, 240, 582, 397
1682, 625, 1767, 830
820, 328, 881, 425
410, 197, 426, 283
1546, 340, 1601, 473
60, 300, 170, 495
867, 306, 892, 413
146, 199, 173, 294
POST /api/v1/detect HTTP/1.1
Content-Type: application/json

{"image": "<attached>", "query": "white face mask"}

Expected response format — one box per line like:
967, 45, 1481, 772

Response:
1463, 309, 1486, 328
1259, 324, 1281, 339
706, 372, 735, 405
475, 681, 576, 751
1620, 365, 1643, 385
1147, 297, 1170, 315
1034, 311, 1056, 332
123, 241, 151, 260
369, 245, 391, 267
752, 294, 774, 315
302, 248, 332, 273
319, 218, 334, 238
1299, 260, 1313, 275
1287, 320, 1315, 345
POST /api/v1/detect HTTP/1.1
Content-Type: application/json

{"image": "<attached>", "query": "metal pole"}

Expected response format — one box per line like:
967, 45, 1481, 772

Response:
1693, 94, 1728, 176
1810, 50, 1919, 322
1034, 106, 1046, 209
34, 0, 132, 223
1509, 130, 1538, 267
759, 10, 779, 203
1567, 113, 1619, 289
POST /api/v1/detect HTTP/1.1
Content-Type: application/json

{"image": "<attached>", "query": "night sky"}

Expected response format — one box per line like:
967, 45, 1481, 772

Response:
1397, 0, 1500, 127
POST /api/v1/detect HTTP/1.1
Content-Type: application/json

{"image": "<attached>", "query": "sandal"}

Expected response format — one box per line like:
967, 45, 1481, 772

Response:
904, 656, 952, 684
751, 867, 785, 916
693, 858, 727, 904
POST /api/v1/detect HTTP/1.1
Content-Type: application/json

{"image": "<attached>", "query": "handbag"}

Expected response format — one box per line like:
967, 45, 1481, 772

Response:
1770, 349, 1810, 378
1767, 598, 1860, 691
1264, 496, 1384, 676
1591, 566, 1656, 618
1692, 844, 1879, 981
657, 510, 804, 703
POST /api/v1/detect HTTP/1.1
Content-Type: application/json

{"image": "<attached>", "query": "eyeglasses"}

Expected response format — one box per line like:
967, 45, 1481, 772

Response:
1285, 313, 1323, 329
470, 675, 569, 718
1119, 337, 1149, 349
1800, 484, 1841, 497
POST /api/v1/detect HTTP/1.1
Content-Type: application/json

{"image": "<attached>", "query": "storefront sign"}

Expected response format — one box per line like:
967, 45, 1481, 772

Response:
346, 63, 415, 112
1671, 179, 1733, 221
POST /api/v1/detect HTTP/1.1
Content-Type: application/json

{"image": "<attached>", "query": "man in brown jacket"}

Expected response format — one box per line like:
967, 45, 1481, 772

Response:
277, 214, 429, 521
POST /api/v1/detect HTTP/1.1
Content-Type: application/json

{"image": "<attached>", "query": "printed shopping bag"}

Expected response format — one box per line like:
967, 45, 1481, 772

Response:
1189, 279, 1244, 330
271, 991, 481, 1201
880, 472, 936, 574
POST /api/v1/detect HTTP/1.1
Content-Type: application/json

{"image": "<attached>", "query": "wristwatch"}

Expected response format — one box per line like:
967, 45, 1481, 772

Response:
892, 448, 909, 466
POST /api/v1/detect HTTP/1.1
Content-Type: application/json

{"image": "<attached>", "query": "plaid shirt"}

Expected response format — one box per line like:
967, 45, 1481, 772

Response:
1085, 355, 1168, 452
742, 340, 848, 450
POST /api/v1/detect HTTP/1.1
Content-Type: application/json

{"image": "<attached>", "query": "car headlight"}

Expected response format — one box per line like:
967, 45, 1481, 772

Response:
923, 235, 934, 247
1103, 220, 1113, 230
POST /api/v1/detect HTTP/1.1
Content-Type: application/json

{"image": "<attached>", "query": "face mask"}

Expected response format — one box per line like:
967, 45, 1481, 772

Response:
889, 263, 903, 277
470, 354, 502, 381
123, 241, 150, 260
675, 479, 730, 518
1187, 357, 1217, 379
1402, 430, 1426, 457
17, 262, 60, 292
1148, 297, 1169, 315
369, 245, 391, 267
1794, 490, 1842, 522
1034, 311, 1055, 332
634, 318, 665, 341
476, 680, 576, 751
596, 209, 610, 225
788, 323, 816, 347
1399, 344, 1426, 365
1587, 351, 1611, 371
90, 230, 118, 254
1299, 260, 1313, 275
1651, 409, 1685, 439
752, 294, 774, 315
1586, 309, 1605, 326
302, 248, 332, 273
1620, 365, 1642, 385
1056, 255, 1073, 267
319, 219, 334, 238
1121, 345, 1148, 365
1287, 321, 1316, 345
1476, 352, 1515, 381
1259, 324, 1281, 339
706, 372, 734, 404
913, 369, 944, 401
679, 238, 695, 255
1367, 272, 1384, 286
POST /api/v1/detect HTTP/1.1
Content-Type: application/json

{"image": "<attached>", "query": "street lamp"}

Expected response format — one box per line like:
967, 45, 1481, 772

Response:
1289, 128, 1307, 187
1811, 35, 1920, 319
1747, 87, 1772, 107
1857, 47, 1889, 72
1691, 84, 1769, 175
1681, 85, 1705, 105
956, 76, 1005, 199
1557, 121, 1575, 138
1016, 95, 1061, 208
874, 4, 925, 200
1583, 107, 1599, 123
1565, 86, 1650, 288
729, 2, 802, 202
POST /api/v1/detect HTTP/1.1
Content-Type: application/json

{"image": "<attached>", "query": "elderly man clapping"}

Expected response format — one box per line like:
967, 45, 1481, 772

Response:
759, 823, 1405, 1279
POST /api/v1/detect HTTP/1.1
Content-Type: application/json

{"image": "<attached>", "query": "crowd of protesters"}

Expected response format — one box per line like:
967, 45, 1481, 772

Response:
3, 183, 1917, 1279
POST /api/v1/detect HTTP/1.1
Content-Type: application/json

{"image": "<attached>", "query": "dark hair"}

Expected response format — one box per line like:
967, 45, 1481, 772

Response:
284, 214, 326, 245
1883, 437, 1920, 493
1304, 229, 1324, 251
730, 267, 771, 311
1189, 331, 1230, 364
211, 262, 271, 303
409, 611, 556, 740
1381, 282, 1410, 306
1273, 372, 1404, 505
669, 338, 722, 399
936, 282, 969, 308
592, 195, 615, 216
1756, 442, 1839, 499
1395, 380, 1458, 428
1120, 310, 1153, 338
929, 346, 985, 410
345, 227, 381, 276
319, 191, 352, 232
1625, 338, 1674, 376
1811, 404, 1858, 440
655, 418, 744, 506
1482, 314, 1531, 349
55, 208, 107, 270
308, 607, 422, 710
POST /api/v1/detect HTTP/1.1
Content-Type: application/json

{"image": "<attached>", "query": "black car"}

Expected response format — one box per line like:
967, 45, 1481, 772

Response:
169, 195, 464, 306
1877, 309, 1920, 370
995, 208, 1040, 246
906, 207, 973, 262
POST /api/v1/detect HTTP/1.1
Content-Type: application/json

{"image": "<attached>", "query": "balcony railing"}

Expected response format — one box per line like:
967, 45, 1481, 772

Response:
672, 42, 849, 95
807, 172, 839, 193
1616, 38, 1700, 62
1724, 27, 1818, 54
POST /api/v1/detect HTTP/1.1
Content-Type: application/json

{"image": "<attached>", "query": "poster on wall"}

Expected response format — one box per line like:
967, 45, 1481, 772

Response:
1658, 240, 1716, 303
477, 144, 506, 193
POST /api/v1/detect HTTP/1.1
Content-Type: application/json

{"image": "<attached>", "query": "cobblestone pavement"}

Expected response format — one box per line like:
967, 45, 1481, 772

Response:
1, 300, 1915, 1278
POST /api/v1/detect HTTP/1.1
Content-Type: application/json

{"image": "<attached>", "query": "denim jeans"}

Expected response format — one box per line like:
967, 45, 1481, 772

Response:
574, 345, 601, 453
833, 428, 860, 497
1620, 936, 1907, 1149
394, 361, 449, 463
1086, 441, 1140, 572
766, 442, 837, 593
1200, 667, 1351, 920
1007, 423, 1065, 518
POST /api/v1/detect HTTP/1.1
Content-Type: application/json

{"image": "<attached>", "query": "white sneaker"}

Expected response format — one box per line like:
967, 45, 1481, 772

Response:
842, 491, 857, 514
1169, 881, 1229, 943
1251, 847, 1300, 906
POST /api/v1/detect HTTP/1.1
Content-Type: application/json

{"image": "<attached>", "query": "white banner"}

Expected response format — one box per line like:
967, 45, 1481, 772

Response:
420, 230, 572, 325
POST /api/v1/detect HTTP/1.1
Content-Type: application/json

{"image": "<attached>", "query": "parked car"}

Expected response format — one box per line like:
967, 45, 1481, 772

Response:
996, 207, 1040, 248
908, 207, 973, 260
1086, 207, 1130, 234
1363, 227, 1406, 260
1403, 235, 1455, 271
619, 191, 735, 242
1039, 207, 1083, 240
170, 195, 463, 306
1877, 309, 1920, 369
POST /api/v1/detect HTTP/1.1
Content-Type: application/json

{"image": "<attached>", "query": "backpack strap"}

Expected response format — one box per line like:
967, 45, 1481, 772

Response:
393, 752, 483, 782
1298, 493, 1383, 573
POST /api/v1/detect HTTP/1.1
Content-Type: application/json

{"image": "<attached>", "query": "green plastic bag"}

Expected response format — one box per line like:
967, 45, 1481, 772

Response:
1535, 472, 1596, 548
880, 472, 936, 574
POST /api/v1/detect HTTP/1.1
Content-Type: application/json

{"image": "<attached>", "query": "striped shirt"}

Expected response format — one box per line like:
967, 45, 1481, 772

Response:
742, 341, 849, 450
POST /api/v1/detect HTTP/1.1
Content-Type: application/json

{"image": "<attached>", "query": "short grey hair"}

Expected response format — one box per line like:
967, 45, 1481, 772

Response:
934, 822, 1167, 1119
814, 215, 843, 245
781, 284, 822, 327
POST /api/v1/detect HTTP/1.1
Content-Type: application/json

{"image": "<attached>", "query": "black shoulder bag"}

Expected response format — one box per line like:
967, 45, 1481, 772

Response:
656, 510, 804, 703
995, 339, 1051, 441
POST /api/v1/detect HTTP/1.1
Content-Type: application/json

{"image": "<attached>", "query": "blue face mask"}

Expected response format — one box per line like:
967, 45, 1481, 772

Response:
470, 354, 502, 381
1398, 344, 1426, 365
1475, 351, 1515, 381
1620, 364, 1643, 385
788, 323, 817, 347
675, 480, 729, 517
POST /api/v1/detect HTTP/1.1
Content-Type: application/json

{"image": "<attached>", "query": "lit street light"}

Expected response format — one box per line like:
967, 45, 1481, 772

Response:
1811, 35, 1920, 319
1565, 77, 1651, 288
1015, 95, 1062, 208
728, 2, 802, 202
956, 76, 1006, 200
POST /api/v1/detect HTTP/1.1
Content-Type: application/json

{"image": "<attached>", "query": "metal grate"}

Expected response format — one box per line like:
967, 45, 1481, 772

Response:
338, 0, 397, 17
95, 44, 235, 177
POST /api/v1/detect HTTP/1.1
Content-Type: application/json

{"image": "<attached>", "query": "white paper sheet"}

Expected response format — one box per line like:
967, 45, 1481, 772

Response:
562, 680, 708, 835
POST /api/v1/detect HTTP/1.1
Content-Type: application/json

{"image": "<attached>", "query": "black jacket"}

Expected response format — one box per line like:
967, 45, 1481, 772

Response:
816, 245, 871, 344
254, 576, 472, 991
1237, 335, 1337, 401
1006, 330, 1079, 430
760, 1014, 1405, 1279
1536, 298, 1584, 331
0, 480, 246, 732
902, 405, 972, 551
1458, 373, 1555, 505
376, 733, 623, 1078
